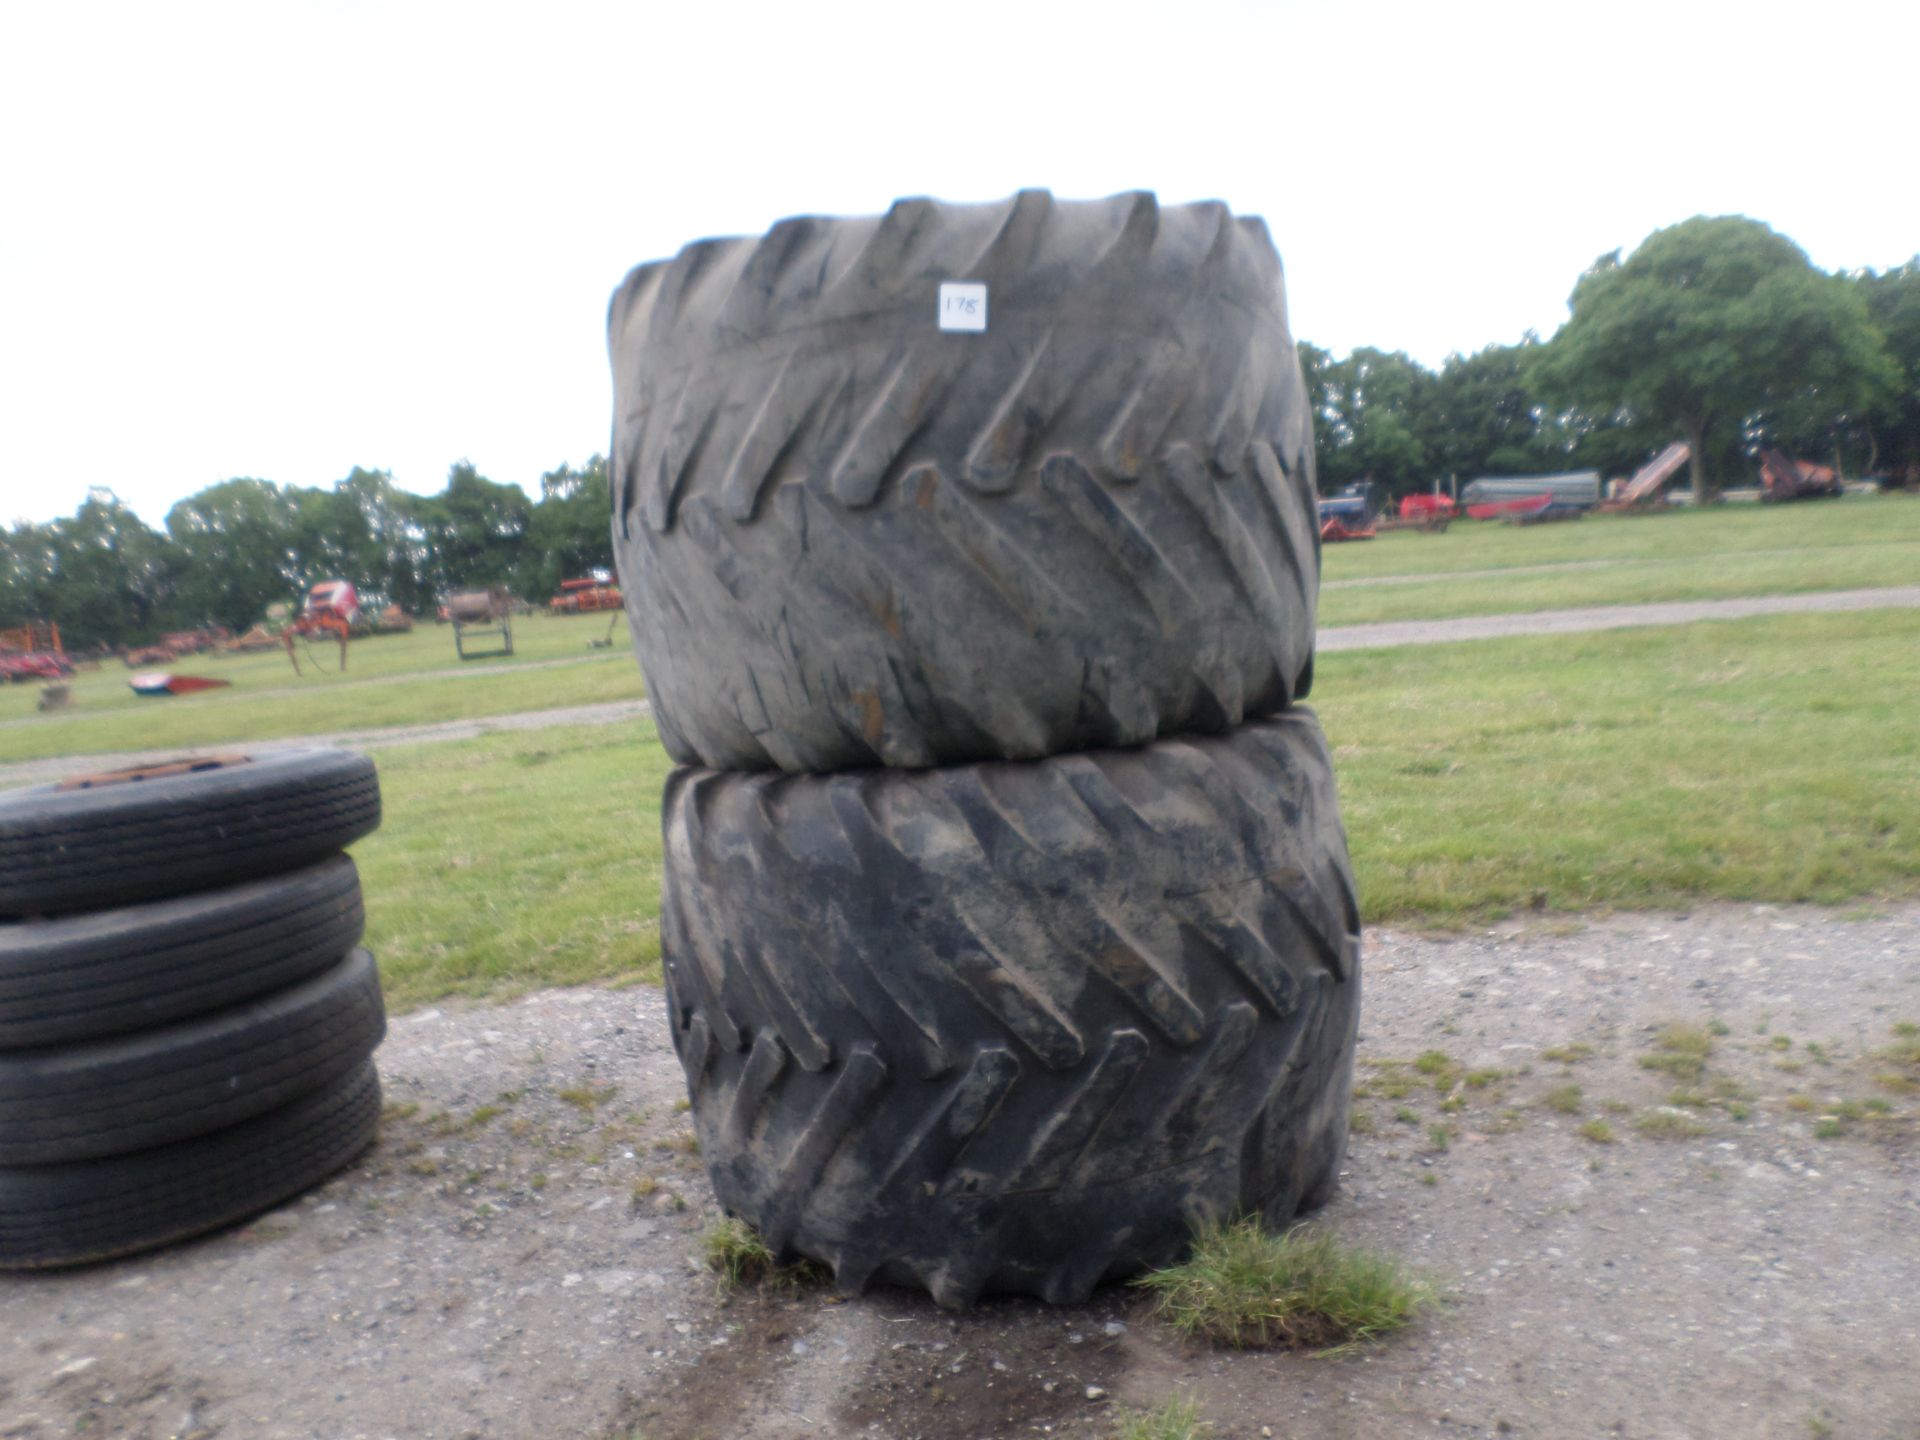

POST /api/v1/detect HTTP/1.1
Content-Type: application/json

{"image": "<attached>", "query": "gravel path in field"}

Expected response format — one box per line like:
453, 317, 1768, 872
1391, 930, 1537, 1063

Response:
0, 699, 656, 788
1323, 557, 1629, 589
0, 653, 628, 739
4, 584, 1916, 789
1317, 582, 1920, 651
5, 903, 1916, 1440
1318, 542, 1897, 591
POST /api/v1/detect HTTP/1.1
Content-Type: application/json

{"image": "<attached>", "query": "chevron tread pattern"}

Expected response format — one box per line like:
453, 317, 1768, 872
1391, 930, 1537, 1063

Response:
662, 712, 1359, 1307
610, 189, 1319, 773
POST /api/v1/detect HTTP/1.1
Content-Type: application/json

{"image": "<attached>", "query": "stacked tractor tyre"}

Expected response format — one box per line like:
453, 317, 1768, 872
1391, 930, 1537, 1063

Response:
0, 750, 387, 1269
612, 190, 1360, 1308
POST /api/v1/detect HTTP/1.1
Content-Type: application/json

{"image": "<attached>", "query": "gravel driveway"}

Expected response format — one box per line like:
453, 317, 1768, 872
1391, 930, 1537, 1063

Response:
5, 903, 1916, 1440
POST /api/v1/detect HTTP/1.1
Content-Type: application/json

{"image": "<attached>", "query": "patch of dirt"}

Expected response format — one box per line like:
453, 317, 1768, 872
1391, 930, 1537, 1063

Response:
5, 904, 1920, 1439
831, 1291, 1136, 1440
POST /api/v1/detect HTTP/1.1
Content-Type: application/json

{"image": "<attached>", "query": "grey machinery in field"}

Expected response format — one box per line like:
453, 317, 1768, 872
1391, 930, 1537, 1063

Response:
446, 587, 513, 661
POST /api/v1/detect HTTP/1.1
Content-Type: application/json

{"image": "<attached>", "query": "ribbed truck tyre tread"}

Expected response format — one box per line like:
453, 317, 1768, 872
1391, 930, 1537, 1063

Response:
0, 856, 366, 1049
659, 710, 1360, 1307
0, 947, 386, 1165
0, 749, 381, 917
0, 1060, 380, 1270
610, 188, 1320, 773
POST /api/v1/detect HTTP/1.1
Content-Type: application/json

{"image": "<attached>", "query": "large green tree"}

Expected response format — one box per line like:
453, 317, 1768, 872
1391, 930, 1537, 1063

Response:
1853, 260, 1920, 482
1300, 344, 1433, 496
1532, 217, 1897, 500
325, 468, 434, 615
42, 490, 176, 649
415, 461, 530, 595
164, 479, 301, 630
521, 455, 612, 602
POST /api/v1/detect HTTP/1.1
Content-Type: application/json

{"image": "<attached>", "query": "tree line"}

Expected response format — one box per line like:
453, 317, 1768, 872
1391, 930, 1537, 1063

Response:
5, 216, 1915, 651
0, 459, 610, 651
1309, 218, 1919, 505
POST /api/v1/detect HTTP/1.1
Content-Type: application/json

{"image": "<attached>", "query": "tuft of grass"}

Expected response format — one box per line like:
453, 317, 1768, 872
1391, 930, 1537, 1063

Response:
1541, 1043, 1594, 1065
1578, 1120, 1616, 1144
1541, 1084, 1583, 1115
1115, 1397, 1209, 1440
703, 1218, 780, 1287
1426, 1125, 1451, 1153
1394, 1106, 1420, 1126
1813, 1119, 1845, 1140
1136, 1219, 1432, 1352
1414, 1051, 1460, 1091
702, 1218, 820, 1290
1635, 1110, 1709, 1140
1639, 1024, 1714, 1082
1876, 1024, 1920, 1085
557, 1083, 618, 1111
1348, 1110, 1377, 1135
1361, 1067, 1416, 1100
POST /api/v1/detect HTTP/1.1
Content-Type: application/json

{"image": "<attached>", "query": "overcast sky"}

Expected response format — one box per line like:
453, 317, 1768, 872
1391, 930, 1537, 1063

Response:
3, 0, 1913, 525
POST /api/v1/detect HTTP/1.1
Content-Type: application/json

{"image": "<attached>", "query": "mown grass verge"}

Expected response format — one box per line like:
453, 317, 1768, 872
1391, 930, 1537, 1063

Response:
0, 612, 643, 764
1320, 607, 1920, 922
1136, 1219, 1432, 1351
1318, 537, 1918, 627
354, 720, 670, 1010
1319, 492, 1918, 585
342, 607, 1920, 1010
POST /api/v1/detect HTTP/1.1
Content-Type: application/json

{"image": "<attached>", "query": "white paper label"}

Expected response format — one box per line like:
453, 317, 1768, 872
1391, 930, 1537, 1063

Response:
938, 282, 987, 332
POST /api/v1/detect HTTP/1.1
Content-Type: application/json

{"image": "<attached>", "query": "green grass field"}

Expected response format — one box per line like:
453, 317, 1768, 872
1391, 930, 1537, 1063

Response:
1319, 607, 1920, 922
8, 499, 1918, 1008
1318, 494, 1919, 625
354, 607, 1920, 1009
359, 721, 670, 1008
0, 612, 645, 764
1321, 491, 1918, 582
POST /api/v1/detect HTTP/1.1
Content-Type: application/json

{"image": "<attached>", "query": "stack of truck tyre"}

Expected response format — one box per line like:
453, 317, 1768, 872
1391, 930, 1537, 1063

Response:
0, 751, 386, 1269
611, 189, 1362, 1308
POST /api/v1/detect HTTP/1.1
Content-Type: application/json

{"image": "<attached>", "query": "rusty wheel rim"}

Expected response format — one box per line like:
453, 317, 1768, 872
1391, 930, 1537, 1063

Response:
56, 754, 254, 792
